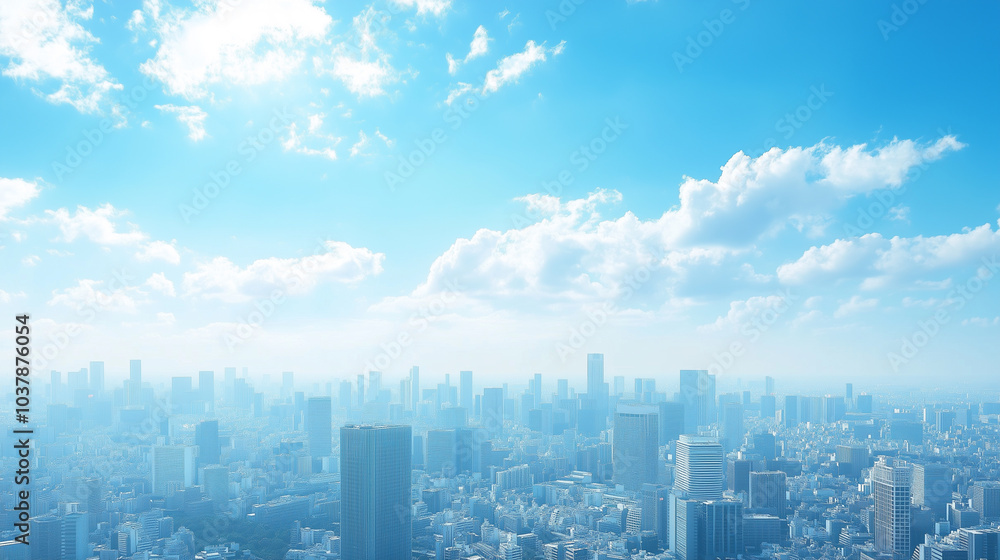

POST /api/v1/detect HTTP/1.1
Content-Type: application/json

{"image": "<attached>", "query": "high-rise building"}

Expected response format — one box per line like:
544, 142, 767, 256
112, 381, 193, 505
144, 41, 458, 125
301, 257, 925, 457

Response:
202, 465, 228, 504
913, 463, 951, 517
195, 420, 221, 465
873, 456, 913, 560
89, 361, 104, 394
971, 482, 1000, 521
460, 371, 474, 411
339, 380, 353, 410
483, 388, 504, 435
357, 374, 365, 406
753, 432, 777, 461
410, 366, 420, 412
765, 376, 774, 395
783, 395, 799, 428
128, 359, 142, 406
836, 443, 870, 479
959, 527, 1000, 560
199, 371, 214, 411
152, 445, 195, 495
613, 403, 659, 491
587, 353, 605, 403
749, 471, 787, 517
760, 394, 776, 419
720, 402, 744, 450
307, 397, 332, 458
426, 429, 457, 477
340, 424, 412, 560
679, 369, 716, 430
673, 497, 701, 560
642, 483, 669, 548
368, 371, 382, 402
703, 500, 744, 560
674, 435, 723, 500
856, 393, 873, 413
658, 401, 685, 446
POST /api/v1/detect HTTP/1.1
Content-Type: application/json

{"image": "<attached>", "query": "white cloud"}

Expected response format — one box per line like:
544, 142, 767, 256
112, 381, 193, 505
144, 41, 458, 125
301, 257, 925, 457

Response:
664, 136, 963, 248
182, 240, 385, 302
0, 0, 122, 115
390, 0, 450, 17
47, 204, 147, 245
145, 272, 176, 297
446, 25, 490, 75
0, 177, 40, 219
833, 295, 878, 318
481, 40, 564, 96
22, 254, 40, 266
699, 294, 792, 333
155, 104, 207, 141
319, 7, 398, 97
778, 223, 1000, 289
888, 205, 910, 222
281, 113, 341, 160
136, 239, 181, 264
138, 0, 333, 99
962, 316, 999, 327
49, 278, 142, 313
349, 128, 393, 157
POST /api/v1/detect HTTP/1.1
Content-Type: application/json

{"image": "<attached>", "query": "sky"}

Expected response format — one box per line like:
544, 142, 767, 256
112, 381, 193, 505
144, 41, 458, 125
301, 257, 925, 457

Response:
0, 0, 998, 391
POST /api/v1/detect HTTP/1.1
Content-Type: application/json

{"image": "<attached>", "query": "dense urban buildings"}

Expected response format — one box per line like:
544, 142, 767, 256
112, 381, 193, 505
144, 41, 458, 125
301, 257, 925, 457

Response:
1, 355, 998, 560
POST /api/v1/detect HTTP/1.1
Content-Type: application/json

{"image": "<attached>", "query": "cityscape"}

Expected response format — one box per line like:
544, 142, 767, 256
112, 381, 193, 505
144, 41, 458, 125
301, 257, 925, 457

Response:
1, 357, 999, 560
1, 0, 999, 560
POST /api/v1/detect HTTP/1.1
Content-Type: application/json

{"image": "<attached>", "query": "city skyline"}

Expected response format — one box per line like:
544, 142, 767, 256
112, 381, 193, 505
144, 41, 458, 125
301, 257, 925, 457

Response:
1, 1, 998, 382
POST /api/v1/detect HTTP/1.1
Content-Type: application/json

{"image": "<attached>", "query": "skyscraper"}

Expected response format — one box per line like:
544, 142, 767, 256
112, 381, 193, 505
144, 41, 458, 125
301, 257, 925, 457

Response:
749, 471, 787, 518
199, 370, 214, 412
658, 401, 685, 446
128, 359, 142, 406
460, 370, 473, 410
679, 369, 716, 431
587, 353, 607, 428
483, 388, 504, 435
151, 445, 195, 495
89, 361, 104, 394
720, 402, 744, 450
873, 456, 913, 560
673, 434, 723, 500
339, 380, 353, 410
765, 375, 774, 395
613, 403, 659, 491
913, 463, 951, 517
703, 500, 744, 560
195, 420, 221, 465
340, 424, 412, 560
306, 397, 332, 458
410, 366, 420, 412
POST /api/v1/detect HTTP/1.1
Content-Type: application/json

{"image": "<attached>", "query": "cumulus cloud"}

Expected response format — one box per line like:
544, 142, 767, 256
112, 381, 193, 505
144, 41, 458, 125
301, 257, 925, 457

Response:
182, 240, 385, 302
145, 272, 176, 297
0, 0, 123, 115
49, 278, 143, 313
0, 177, 41, 219
45, 203, 181, 263
281, 112, 341, 159
349, 128, 393, 157
778, 223, 1000, 289
318, 7, 398, 97
665, 136, 963, 247
155, 104, 208, 141
137, 0, 332, 99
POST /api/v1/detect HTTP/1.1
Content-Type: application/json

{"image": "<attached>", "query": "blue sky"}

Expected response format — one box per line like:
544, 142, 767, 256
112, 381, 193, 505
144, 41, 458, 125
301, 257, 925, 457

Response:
1, 0, 998, 390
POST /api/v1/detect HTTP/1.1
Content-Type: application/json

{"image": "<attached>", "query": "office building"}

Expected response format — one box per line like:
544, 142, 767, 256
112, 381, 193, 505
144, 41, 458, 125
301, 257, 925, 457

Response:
612, 403, 659, 491
306, 397, 332, 458
873, 456, 912, 560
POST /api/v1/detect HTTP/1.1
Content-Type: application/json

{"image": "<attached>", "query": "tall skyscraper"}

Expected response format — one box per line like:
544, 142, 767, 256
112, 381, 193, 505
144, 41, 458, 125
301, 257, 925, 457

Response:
128, 359, 142, 406
426, 429, 457, 476
460, 370, 473, 410
368, 371, 382, 401
913, 463, 951, 517
357, 374, 365, 406
749, 471, 787, 517
483, 388, 504, 435
410, 366, 420, 412
613, 403, 659, 491
89, 361, 104, 394
720, 402, 744, 450
873, 456, 913, 560
673, 435, 723, 500
765, 376, 774, 395
307, 397, 332, 458
532, 372, 542, 408
783, 395, 799, 428
199, 370, 214, 412
760, 394, 776, 419
195, 420, 221, 465
703, 500, 744, 560
339, 380, 353, 410
679, 369, 716, 431
658, 401, 685, 446
340, 424, 412, 560
587, 353, 606, 426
